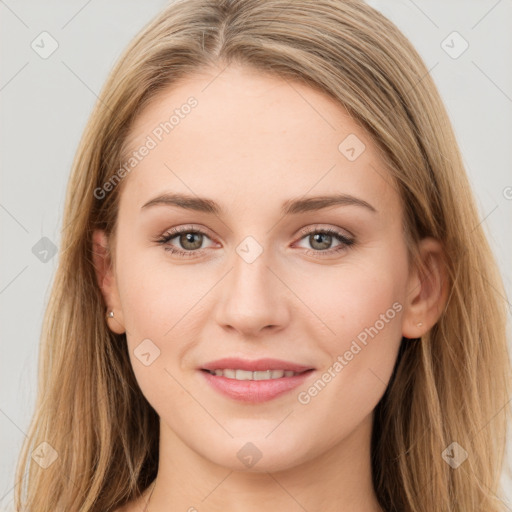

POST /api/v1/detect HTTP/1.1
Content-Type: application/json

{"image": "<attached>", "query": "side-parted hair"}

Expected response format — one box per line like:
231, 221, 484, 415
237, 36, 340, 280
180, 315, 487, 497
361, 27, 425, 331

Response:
15, 1, 511, 510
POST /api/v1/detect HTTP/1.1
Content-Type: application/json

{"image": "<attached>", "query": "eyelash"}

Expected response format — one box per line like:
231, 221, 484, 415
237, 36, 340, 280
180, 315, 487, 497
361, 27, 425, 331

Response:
154, 225, 355, 259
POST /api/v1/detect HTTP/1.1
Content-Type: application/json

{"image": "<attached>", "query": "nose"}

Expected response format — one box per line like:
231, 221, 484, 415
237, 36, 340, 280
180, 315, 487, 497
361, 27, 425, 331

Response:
213, 248, 290, 337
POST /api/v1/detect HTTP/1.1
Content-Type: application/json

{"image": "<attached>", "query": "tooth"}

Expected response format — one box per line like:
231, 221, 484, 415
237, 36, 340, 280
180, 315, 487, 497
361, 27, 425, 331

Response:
253, 370, 273, 380
209, 368, 299, 379
235, 369, 253, 380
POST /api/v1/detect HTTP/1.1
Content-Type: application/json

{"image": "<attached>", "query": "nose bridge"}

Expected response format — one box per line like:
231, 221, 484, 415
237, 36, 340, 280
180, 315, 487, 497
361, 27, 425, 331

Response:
214, 237, 289, 334
232, 242, 272, 296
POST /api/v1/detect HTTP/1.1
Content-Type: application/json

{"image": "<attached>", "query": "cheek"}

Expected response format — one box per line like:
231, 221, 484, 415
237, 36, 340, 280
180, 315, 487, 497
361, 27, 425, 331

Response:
115, 250, 217, 394
116, 242, 201, 334
299, 251, 406, 345
295, 256, 406, 419
114, 254, 202, 412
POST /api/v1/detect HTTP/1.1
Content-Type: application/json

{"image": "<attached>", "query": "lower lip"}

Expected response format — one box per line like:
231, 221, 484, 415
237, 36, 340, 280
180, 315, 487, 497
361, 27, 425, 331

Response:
200, 369, 314, 403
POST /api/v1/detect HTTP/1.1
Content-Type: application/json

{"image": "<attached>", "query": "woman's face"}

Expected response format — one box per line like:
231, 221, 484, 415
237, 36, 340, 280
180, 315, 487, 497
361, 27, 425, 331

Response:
96, 64, 426, 472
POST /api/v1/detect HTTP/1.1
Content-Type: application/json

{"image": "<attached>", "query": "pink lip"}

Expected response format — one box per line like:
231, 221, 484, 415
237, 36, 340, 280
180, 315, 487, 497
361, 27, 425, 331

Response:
201, 357, 313, 373
199, 358, 315, 403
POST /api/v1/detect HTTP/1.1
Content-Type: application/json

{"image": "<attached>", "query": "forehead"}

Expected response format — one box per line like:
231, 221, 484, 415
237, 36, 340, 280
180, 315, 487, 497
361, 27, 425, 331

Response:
118, 64, 400, 219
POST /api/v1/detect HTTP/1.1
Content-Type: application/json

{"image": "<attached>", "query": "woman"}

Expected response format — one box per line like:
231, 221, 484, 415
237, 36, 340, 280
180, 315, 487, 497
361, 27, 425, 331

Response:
14, 0, 511, 510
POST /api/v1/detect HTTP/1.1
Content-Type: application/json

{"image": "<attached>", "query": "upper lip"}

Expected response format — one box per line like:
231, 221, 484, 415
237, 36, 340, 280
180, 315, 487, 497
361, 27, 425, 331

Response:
201, 358, 314, 373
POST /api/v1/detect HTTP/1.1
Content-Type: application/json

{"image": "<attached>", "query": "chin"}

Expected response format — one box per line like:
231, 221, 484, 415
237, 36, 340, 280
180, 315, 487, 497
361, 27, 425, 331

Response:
197, 436, 314, 473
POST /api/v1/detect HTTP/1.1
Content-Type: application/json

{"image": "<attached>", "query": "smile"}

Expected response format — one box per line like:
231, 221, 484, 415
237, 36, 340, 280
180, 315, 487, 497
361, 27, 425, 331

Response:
204, 369, 304, 380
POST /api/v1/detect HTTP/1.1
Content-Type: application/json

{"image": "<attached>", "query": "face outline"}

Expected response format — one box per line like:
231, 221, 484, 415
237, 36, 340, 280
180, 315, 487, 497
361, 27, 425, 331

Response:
93, 63, 446, 475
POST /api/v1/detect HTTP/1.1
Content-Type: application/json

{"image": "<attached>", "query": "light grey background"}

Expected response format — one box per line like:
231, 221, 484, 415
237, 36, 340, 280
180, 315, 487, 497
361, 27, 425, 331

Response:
1, 0, 511, 509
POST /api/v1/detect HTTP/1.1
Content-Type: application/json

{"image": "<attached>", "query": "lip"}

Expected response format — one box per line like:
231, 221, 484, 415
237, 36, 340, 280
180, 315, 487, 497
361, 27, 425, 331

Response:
201, 357, 313, 373
199, 358, 315, 403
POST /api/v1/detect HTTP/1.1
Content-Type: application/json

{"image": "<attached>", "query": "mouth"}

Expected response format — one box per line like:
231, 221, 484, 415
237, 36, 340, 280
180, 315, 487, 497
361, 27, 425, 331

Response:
202, 368, 310, 380
198, 358, 315, 403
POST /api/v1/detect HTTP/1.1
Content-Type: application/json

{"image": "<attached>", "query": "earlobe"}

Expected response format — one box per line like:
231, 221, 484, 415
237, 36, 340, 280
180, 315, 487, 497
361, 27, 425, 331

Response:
92, 229, 126, 334
402, 237, 449, 340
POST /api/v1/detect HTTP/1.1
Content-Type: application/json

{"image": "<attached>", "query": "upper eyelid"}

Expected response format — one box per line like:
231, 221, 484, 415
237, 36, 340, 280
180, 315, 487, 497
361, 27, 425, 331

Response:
296, 224, 353, 239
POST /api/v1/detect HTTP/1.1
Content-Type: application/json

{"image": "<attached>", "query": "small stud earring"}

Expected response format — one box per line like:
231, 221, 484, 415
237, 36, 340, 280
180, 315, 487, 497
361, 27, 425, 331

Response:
417, 322, 423, 327
107, 310, 114, 319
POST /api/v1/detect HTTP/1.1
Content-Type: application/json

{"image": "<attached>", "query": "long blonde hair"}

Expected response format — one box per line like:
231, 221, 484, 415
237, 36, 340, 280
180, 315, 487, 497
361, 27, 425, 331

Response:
14, 0, 511, 510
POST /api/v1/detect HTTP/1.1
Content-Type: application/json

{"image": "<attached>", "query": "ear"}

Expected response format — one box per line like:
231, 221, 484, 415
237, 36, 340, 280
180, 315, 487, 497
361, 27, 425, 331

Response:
92, 229, 126, 335
402, 237, 449, 339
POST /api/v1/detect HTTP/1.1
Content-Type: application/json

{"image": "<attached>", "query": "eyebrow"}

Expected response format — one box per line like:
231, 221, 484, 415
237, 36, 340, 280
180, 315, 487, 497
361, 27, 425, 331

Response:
141, 192, 377, 215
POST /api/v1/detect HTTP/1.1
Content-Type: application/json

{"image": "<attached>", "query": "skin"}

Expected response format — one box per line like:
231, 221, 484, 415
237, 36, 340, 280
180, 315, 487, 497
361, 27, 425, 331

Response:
93, 64, 448, 512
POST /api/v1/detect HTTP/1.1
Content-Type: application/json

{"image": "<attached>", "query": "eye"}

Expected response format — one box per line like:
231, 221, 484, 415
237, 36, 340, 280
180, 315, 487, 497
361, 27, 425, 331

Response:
154, 225, 216, 258
154, 224, 355, 259
294, 226, 355, 258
